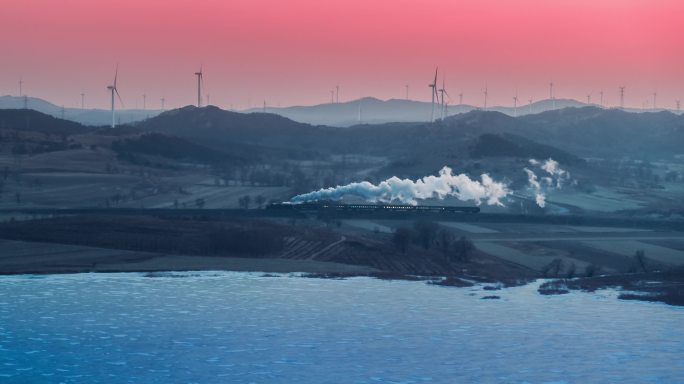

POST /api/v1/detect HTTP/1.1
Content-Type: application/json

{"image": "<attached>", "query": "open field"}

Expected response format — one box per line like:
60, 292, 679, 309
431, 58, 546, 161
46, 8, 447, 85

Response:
0, 239, 377, 275
341, 219, 394, 233
0, 208, 680, 282
549, 187, 645, 212
439, 222, 499, 233
582, 240, 684, 266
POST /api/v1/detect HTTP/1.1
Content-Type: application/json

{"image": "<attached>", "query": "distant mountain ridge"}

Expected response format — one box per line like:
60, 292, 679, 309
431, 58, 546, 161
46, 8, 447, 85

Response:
0, 108, 92, 135
244, 97, 676, 126
134, 104, 684, 163
3, 94, 681, 128
0, 95, 162, 126
2, 102, 682, 167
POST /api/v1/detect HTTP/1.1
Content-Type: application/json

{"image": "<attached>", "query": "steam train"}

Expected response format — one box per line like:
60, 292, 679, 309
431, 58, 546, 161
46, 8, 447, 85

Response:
266, 202, 480, 214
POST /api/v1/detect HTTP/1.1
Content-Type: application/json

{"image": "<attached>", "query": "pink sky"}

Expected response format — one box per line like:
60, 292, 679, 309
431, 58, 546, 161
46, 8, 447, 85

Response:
1, 0, 683, 109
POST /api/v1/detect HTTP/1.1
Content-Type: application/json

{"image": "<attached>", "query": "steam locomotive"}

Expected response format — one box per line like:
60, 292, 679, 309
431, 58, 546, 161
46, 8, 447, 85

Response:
266, 202, 480, 214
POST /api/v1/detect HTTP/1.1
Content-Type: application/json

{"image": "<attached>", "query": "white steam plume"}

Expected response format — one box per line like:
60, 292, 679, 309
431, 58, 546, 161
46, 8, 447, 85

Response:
291, 166, 510, 206
525, 158, 572, 207
524, 168, 546, 208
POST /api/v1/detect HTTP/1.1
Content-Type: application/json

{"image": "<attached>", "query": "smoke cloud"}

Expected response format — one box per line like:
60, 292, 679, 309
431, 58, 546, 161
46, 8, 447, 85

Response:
291, 166, 510, 206
524, 158, 571, 208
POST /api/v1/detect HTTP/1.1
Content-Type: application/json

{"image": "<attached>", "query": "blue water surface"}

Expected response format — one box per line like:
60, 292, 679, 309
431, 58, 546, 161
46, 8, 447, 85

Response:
1, 272, 682, 383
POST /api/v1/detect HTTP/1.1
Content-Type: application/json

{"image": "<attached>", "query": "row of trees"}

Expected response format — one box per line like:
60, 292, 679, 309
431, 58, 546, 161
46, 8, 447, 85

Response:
541, 249, 652, 278
238, 194, 267, 209
391, 220, 475, 262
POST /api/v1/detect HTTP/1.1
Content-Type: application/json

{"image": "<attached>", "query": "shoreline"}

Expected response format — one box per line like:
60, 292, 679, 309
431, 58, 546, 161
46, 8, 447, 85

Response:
2, 264, 682, 308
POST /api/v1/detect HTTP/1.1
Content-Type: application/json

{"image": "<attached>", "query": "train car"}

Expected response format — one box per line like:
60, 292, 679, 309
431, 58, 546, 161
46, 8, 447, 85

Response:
266, 202, 480, 214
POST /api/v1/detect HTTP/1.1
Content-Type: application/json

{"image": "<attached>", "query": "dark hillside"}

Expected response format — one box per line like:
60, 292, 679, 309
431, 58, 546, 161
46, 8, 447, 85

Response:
0, 109, 91, 136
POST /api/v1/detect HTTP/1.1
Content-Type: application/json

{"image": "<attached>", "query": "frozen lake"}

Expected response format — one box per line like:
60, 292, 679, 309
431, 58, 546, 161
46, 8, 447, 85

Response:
1, 272, 682, 383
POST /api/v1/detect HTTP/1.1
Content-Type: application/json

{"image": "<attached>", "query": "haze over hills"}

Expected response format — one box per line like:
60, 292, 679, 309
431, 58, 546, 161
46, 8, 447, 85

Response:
3, 94, 681, 128
0, 95, 163, 126
3, 102, 682, 166
243, 97, 682, 126
244, 97, 589, 126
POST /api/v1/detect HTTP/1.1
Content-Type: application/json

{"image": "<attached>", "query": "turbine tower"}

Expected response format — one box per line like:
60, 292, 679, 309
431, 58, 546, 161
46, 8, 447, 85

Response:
549, 82, 555, 110
513, 91, 518, 117
161, 97, 165, 111
194, 67, 203, 107
483, 84, 488, 111
428, 67, 438, 122
458, 92, 463, 105
599, 90, 604, 108
80, 93, 85, 109
106, 66, 124, 128
586, 93, 592, 105
619, 86, 625, 109
18, 78, 23, 97
676, 99, 681, 113
405, 84, 409, 100
653, 92, 657, 111
330, 89, 334, 104
357, 100, 363, 123
528, 98, 534, 114
438, 76, 449, 120
336, 85, 339, 103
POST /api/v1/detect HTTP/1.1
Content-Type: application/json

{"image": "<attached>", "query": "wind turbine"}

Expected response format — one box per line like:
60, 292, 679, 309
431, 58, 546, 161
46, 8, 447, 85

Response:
528, 97, 533, 114
458, 92, 463, 105
599, 90, 604, 108
336, 85, 339, 103
653, 92, 657, 111
161, 97, 165, 111
428, 67, 438, 122
80, 93, 85, 109
483, 84, 488, 111
106, 66, 124, 128
676, 99, 681, 113
513, 90, 518, 117
18, 78, 23, 97
549, 82, 555, 109
194, 67, 203, 107
619, 86, 625, 109
438, 76, 450, 119
357, 100, 363, 123
586, 92, 592, 105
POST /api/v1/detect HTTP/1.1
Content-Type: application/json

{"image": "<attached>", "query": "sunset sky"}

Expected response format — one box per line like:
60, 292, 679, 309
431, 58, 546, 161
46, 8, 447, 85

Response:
1, 0, 683, 110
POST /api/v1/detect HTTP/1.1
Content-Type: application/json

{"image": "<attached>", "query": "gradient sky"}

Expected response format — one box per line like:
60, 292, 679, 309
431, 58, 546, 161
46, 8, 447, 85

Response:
1, 0, 683, 110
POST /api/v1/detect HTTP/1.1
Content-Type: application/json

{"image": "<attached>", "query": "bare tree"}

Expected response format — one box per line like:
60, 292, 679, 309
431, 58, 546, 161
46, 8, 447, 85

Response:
585, 264, 601, 277
392, 227, 412, 254
413, 220, 439, 249
255, 195, 266, 209
634, 249, 648, 273
542, 258, 564, 277
451, 236, 475, 262
438, 229, 453, 256
238, 195, 251, 209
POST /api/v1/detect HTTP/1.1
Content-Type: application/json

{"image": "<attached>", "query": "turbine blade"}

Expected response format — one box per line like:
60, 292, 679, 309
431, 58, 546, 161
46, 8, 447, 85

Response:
115, 88, 124, 108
